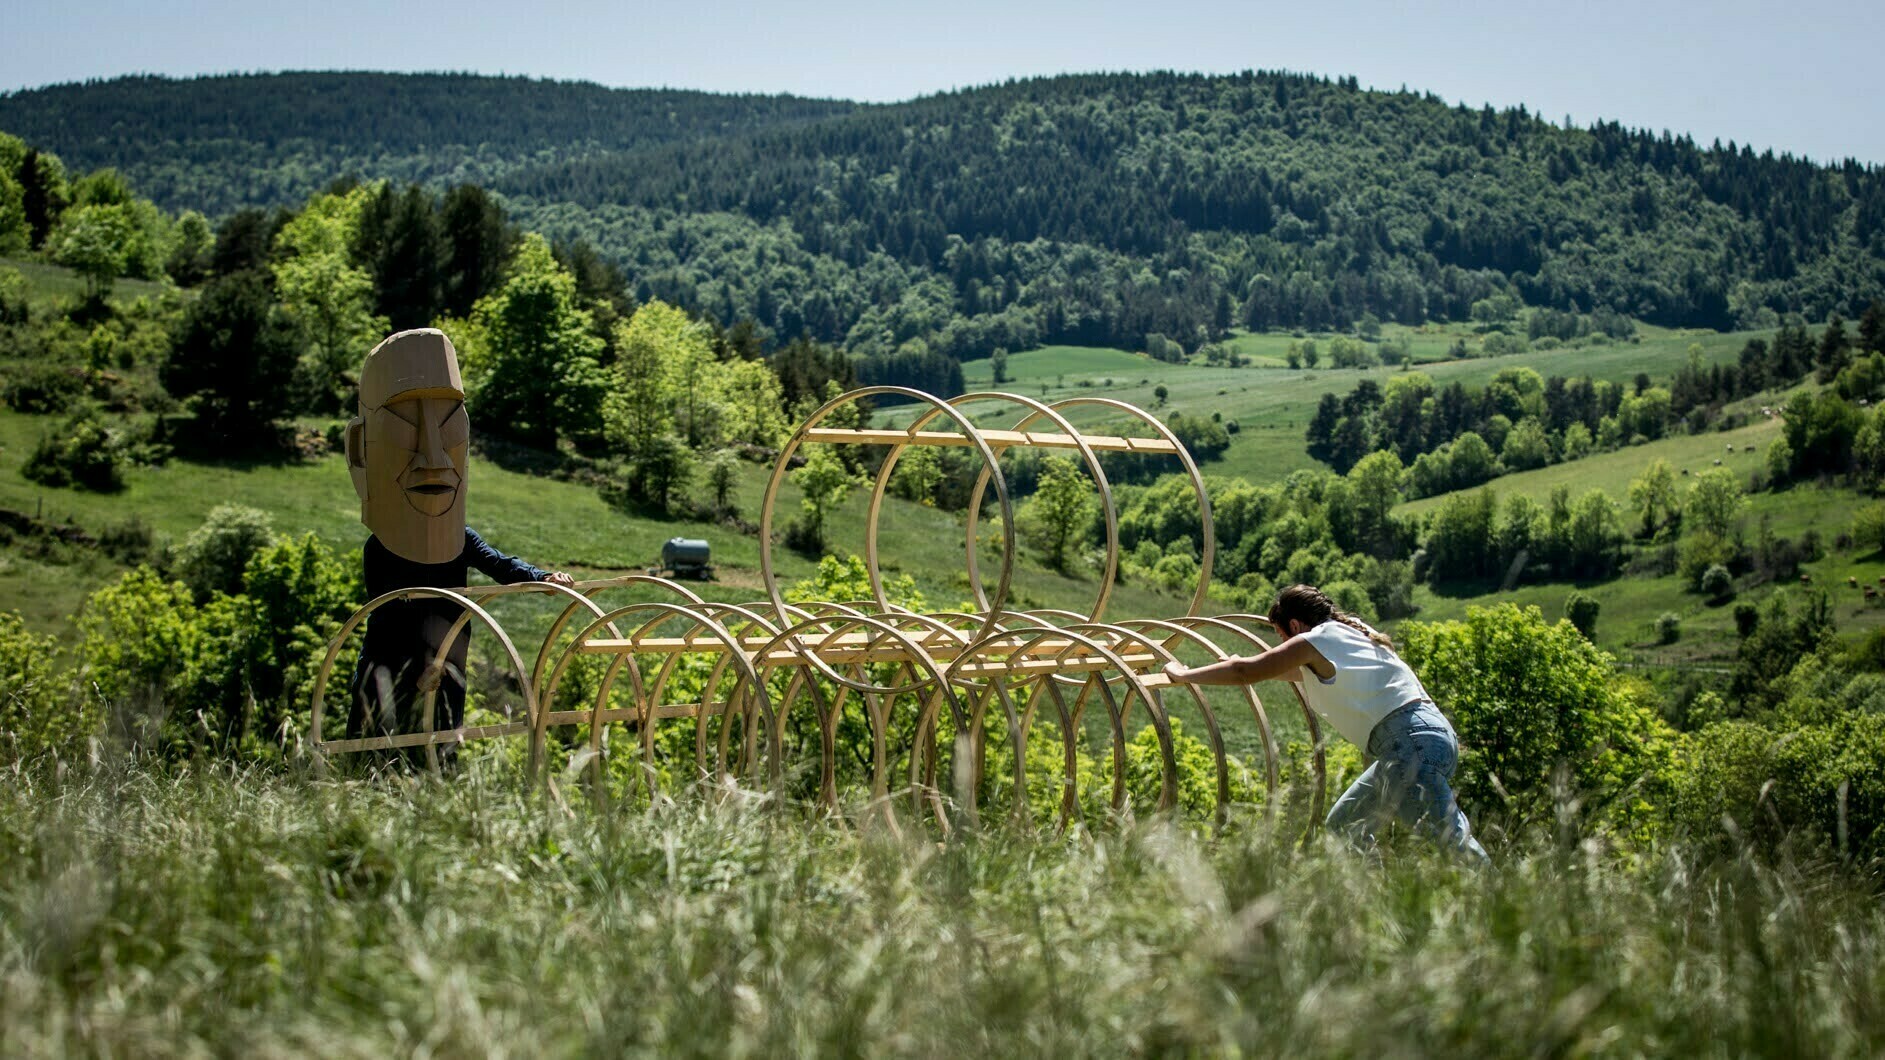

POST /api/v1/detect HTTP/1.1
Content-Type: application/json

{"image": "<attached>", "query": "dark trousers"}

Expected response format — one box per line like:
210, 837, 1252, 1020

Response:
345, 653, 467, 769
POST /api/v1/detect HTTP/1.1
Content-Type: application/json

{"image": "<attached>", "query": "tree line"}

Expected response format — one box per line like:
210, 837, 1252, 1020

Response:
6, 71, 1882, 370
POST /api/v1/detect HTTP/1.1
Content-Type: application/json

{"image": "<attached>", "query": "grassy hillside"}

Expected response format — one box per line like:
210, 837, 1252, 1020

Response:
912, 324, 1776, 485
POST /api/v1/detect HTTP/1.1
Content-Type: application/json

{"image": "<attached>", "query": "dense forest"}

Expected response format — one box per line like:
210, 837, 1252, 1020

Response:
0, 73, 854, 215
4, 71, 1882, 365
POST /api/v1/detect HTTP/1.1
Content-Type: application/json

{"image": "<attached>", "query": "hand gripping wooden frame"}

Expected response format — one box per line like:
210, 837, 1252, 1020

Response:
309, 387, 1328, 830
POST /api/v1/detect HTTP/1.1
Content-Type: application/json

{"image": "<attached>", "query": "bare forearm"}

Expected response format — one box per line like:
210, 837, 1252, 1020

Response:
1164, 642, 1312, 686
1170, 656, 1267, 685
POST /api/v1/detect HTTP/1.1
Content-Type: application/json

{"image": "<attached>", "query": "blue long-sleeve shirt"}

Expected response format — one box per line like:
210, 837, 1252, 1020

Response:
359, 528, 548, 666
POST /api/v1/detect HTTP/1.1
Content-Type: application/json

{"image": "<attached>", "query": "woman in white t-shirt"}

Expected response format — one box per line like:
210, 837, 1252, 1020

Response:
1163, 584, 1488, 860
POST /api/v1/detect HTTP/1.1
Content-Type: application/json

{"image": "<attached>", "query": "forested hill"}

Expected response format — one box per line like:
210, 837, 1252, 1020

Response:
6, 70, 1883, 359
0, 72, 855, 214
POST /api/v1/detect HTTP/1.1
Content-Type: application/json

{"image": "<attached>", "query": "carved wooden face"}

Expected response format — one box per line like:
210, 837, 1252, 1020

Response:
379, 394, 468, 514
350, 390, 469, 562
346, 329, 468, 564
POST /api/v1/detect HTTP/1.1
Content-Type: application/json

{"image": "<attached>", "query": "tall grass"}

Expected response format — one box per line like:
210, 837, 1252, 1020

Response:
1, 759, 1880, 1055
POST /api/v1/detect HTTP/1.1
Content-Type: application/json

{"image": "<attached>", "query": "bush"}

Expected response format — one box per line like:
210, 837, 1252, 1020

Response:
22, 407, 125, 491
1674, 714, 1885, 864
0, 611, 91, 763
1656, 613, 1682, 644
1564, 591, 1600, 639
1399, 604, 1678, 841
1700, 563, 1734, 602
175, 504, 274, 601
76, 567, 198, 738
1677, 530, 1738, 590
3, 363, 91, 414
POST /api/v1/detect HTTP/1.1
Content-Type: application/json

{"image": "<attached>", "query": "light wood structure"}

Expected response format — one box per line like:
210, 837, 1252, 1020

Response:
311, 387, 1326, 829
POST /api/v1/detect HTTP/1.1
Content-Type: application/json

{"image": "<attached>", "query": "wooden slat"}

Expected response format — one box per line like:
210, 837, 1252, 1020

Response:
802, 427, 1177, 454
580, 633, 1155, 664
950, 653, 1160, 678
319, 721, 530, 753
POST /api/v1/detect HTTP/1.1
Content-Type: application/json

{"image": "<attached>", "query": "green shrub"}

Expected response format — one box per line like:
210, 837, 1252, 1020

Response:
1399, 604, 1679, 841
1655, 612, 1681, 644
0, 611, 91, 763
76, 567, 198, 740
1675, 714, 1885, 864
22, 407, 125, 491
3, 363, 90, 413
1701, 564, 1734, 601
1564, 590, 1600, 639
175, 504, 274, 601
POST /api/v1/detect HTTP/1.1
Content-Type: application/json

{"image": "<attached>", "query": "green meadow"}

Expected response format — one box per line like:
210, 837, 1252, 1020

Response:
932, 325, 1776, 485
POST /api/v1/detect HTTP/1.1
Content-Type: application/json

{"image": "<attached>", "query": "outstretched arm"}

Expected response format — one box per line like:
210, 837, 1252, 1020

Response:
464, 528, 572, 586
1162, 635, 1326, 686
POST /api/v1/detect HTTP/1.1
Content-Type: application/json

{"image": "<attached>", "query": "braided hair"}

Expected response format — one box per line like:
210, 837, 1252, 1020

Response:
1267, 584, 1394, 651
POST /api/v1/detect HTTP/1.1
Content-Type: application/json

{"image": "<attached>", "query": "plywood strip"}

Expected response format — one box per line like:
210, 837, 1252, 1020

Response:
802, 427, 1178, 454
319, 720, 531, 753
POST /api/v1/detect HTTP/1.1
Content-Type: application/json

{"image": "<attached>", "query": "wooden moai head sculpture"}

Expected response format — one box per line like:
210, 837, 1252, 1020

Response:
345, 329, 468, 563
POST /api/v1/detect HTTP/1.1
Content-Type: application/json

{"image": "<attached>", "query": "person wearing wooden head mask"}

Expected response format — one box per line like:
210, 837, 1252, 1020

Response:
343, 328, 572, 765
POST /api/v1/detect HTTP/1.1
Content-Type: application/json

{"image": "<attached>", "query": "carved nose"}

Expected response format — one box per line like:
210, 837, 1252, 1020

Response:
416, 410, 452, 469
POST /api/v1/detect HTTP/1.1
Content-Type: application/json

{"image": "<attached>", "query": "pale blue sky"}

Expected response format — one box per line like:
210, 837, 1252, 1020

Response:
5, 0, 1881, 163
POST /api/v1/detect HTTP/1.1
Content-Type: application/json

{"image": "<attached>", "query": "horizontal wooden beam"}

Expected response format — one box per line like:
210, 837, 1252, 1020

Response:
581, 631, 1160, 663
318, 720, 530, 753
802, 427, 1178, 455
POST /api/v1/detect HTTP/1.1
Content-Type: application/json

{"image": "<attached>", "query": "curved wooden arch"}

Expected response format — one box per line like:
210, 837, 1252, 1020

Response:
307, 586, 534, 772
759, 385, 1017, 638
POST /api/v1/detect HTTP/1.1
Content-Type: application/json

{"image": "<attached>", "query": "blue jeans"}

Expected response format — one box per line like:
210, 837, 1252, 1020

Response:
1325, 702, 1489, 862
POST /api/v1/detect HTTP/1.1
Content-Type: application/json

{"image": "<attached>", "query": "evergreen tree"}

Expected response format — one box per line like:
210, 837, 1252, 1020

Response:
164, 271, 298, 441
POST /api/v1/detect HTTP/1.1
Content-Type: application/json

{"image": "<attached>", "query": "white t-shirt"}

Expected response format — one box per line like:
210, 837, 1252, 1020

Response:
1294, 620, 1433, 748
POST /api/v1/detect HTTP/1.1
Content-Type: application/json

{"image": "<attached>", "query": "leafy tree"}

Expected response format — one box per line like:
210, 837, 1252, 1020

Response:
357, 182, 444, 331
1448, 431, 1500, 489
49, 204, 134, 298
627, 433, 695, 514
1341, 450, 1405, 557
1499, 417, 1551, 470
791, 445, 861, 551
163, 271, 298, 441
1424, 488, 1498, 583
1028, 456, 1094, 572
272, 186, 388, 413
461, 233, 605, 447
704, 449, 739, 514
1399, 603, 1675, 836
76, 566, 198, 714
1686, 467, 1747, 538
991, 348, 1009, 384
1856, 501, 1885, 556
1627, 458, 1680, 537
165, 209, 214, 285
891, 444, 944, 504
211, 207, 279, 276
1655, 613, 1681, 644
1564, 489, 1625, 579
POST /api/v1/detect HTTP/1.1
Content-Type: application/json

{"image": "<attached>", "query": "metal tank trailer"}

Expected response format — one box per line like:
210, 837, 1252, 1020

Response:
309, 387, 1328, 831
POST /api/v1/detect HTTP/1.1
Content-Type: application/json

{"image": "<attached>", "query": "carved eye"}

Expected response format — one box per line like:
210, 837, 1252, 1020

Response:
437, 402, 469, 447
376, 405, 419, 449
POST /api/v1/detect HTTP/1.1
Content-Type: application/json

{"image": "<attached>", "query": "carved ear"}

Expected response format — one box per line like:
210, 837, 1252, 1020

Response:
346, 417, 365, 468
